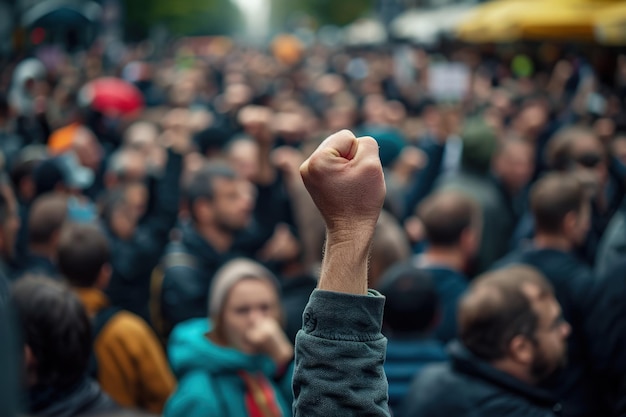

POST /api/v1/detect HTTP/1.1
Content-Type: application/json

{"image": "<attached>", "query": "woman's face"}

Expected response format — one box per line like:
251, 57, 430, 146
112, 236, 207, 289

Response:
221, 279, 281, 354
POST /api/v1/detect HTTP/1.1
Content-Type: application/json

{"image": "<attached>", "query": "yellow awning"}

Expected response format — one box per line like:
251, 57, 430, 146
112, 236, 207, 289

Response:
594, 2, 626, 45
456, 0, 528, 43
456, 0, 618, 43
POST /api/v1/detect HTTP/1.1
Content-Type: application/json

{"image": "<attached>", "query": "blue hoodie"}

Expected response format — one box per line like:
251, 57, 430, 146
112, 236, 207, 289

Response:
165, 318, 294, 417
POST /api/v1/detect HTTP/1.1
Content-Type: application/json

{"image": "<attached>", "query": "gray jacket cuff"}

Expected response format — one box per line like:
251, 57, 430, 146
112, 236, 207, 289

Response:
301, 289, 385, 342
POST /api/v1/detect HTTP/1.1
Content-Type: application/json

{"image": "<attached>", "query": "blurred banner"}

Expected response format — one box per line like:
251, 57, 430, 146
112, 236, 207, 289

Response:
427, 62, 471, 102
455, 0, 626, 44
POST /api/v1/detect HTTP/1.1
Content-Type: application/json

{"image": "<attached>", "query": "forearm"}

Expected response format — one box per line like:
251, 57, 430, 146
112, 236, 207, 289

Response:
403, 141, 444, 220
318, 230, 373, 295
144, 149, 183, 234
256, 143, 276, 186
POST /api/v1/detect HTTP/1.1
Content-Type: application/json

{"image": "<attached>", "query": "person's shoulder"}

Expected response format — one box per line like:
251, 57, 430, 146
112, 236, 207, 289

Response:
409, 363, 554, 417
423, 265, 468, 282
170, 318, 210, 341
164, 372, 218, 417
477, 395, 557, 417
105, 310, 155, 337
528, 249, 592, 279
491, 248, 526, 271
402, 363, 472, 415
411, 361, 455, 392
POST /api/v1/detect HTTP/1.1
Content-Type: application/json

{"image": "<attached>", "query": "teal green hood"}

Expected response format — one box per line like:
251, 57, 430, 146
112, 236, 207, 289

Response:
165, 318, 294, 417
168, 318, 277, 378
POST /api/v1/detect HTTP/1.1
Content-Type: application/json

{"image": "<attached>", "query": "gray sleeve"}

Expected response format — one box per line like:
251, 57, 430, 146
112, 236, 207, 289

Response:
292, 289, 390, 417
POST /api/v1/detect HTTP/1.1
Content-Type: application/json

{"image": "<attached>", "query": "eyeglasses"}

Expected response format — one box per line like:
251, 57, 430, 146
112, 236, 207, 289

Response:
572, 153, 603, 168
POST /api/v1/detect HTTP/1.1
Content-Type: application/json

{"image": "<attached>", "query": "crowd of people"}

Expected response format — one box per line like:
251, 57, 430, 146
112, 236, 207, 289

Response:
0, 36, 626, 417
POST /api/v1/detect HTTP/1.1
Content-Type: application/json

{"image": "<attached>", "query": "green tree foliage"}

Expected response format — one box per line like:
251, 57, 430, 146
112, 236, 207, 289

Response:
124, 0, 374, 40
274, 0, 375, 26
124, 0, 241, 39
295, 0, 374, 26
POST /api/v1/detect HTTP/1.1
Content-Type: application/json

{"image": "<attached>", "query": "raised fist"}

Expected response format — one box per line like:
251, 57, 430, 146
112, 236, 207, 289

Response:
300, 130, 385, 234
238, 105, 274, 145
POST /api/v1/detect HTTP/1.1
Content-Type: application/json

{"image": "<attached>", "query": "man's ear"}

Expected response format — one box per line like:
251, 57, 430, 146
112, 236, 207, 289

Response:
24, 345, 38, 387
193, 199, 213, 222
508, 334, 534, 365
562, 211, 578, 235
460, 227, 477, 254
95, 263, 112, 290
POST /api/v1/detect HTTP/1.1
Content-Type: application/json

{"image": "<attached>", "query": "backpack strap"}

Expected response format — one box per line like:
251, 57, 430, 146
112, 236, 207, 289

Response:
149, 248, 198, 345
88, 306, 122, 379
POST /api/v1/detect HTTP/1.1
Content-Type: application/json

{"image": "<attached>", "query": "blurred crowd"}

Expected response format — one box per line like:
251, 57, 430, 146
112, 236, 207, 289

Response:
1, 37, 626, 417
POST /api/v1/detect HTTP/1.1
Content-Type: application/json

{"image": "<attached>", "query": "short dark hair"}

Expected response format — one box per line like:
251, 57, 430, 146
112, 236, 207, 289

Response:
185, 162, 237, 218
12, 276, 92, 388
9, 159, 39, 196
530, 173, 586, 234
33, 158, 65, 197
57, 223, 110, 287
28, 194, 68, 245
546, 126, 600, 171
378, 263, 439, 335
459, 266, 553, 361
418, 190, 479, 246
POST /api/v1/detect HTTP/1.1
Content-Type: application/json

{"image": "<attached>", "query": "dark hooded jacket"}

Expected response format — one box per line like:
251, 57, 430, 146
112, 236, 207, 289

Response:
401, 341, 561, 417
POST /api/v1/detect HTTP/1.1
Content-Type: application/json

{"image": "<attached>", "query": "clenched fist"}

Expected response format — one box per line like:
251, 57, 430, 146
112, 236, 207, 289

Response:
300, 130, 386, 234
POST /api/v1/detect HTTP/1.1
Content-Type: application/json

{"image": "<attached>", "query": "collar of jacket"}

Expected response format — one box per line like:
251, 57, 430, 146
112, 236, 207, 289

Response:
180, 221, 223, 262
449, 341, 559, 411
74, 287, 110, 317
29, 376, 116, 417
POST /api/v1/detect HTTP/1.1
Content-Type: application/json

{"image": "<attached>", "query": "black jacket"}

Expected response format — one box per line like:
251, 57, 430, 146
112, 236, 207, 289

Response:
159, 177, 295, 332
401, 342, 560, 417
29, 377, 119, 417
160, 222, 243, 328
494, 247, 607, 417
106, 149, 182, 322
15, 252, 59, 280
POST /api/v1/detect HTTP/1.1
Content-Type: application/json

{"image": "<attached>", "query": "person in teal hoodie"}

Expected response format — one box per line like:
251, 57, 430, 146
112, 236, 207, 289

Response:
164, 258, 294, 417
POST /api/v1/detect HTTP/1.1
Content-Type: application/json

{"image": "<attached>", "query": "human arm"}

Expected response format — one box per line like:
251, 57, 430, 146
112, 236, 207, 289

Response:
402, 139, 445, 221
239, 105, 276, 186
140, 145, 184, 242
292, 130, 390, 417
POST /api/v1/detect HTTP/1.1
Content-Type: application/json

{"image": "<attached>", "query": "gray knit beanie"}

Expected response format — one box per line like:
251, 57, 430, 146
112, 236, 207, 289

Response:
208, 258, 281, 320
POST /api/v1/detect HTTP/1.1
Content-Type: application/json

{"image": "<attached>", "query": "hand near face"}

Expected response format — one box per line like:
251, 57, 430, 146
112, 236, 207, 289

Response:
246, 317, 293, 368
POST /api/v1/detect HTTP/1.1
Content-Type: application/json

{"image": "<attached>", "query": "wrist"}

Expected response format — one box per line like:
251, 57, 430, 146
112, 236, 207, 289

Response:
319, 233, 372, 295
326, 220, 377, 243
270, 342, 294, 369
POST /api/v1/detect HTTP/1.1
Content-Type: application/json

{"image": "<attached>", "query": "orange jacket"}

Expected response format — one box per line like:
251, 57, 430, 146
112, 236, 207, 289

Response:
75, 288, 176, 413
